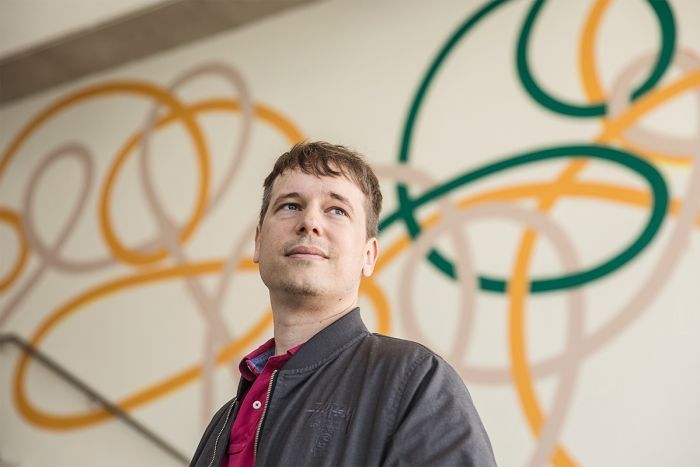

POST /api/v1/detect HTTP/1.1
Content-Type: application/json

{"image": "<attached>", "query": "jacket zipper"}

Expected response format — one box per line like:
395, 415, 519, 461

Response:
253, 369, 278, 462
207, 397, 237, 467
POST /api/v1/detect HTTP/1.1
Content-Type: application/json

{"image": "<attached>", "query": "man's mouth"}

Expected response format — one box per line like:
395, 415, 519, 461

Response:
285, 245, 329, 259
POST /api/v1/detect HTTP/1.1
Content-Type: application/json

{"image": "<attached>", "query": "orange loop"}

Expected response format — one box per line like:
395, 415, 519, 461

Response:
0, 82, 211, 267
14, 259, 267, 429
99, 102, 209, 266
99, 98, 304, 266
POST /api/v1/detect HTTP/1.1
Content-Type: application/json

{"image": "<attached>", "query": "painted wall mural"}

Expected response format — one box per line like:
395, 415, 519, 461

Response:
1, 0, 699, 465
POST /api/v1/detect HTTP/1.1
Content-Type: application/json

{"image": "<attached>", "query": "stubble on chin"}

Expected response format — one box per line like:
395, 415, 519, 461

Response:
278, 279, 325, 297
259, 262, 326, 297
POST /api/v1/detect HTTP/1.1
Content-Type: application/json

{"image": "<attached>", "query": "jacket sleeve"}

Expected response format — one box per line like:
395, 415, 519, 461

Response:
382, 354, 497, 467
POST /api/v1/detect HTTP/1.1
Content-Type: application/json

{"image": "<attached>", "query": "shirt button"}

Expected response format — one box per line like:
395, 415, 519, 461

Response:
253, 401, 262, 409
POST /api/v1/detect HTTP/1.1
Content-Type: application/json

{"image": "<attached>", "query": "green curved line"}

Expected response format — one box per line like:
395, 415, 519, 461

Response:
398, 0, 509, 164
631, 0, 676, 100
381, 145, 669, 293
516, 0, 676, 117
395, 0, 510, 291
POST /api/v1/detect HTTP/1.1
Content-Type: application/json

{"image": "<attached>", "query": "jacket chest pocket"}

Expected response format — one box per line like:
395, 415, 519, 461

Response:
304, 402, 353, 457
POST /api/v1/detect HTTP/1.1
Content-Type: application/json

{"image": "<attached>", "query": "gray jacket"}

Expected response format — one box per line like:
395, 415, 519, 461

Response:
190, 308, 496, 466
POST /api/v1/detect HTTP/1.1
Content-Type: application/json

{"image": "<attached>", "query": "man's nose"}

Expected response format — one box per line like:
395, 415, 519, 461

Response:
296, 209, 322, 236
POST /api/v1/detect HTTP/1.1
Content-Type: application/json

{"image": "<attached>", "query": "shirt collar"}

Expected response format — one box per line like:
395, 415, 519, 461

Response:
239, 337, 303, 381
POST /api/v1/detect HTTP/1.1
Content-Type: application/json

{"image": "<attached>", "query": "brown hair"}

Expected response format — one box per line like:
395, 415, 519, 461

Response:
259, 141, 383, 239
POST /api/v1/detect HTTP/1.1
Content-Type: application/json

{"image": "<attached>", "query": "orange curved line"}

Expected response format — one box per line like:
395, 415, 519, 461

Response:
599, 70, 700, 143
509, 183, 579, 465
579, 0, 610, 103
14, 259, 270, 429
360, 275, 391, 334
2, 82, 189, 182
0, 208, 29, 292
186, 100, 305, 143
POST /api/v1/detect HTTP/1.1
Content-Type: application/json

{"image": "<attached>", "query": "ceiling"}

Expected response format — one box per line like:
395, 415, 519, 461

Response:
0, 0, 320, 105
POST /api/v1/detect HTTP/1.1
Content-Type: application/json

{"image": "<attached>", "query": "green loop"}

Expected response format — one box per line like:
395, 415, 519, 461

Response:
381, 145, 669, 293
516, 0, 676, 117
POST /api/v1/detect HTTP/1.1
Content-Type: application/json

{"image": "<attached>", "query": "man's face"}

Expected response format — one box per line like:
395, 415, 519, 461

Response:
254, 169, 378, 301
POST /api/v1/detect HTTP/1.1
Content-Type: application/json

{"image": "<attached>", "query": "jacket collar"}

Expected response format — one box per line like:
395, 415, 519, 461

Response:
281, 307, 369, 372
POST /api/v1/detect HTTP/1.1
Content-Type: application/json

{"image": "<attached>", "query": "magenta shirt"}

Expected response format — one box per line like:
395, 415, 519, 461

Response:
222, 338, 302, 467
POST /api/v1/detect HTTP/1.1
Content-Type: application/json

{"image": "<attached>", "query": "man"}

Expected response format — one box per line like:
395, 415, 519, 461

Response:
190, 141, 496, 466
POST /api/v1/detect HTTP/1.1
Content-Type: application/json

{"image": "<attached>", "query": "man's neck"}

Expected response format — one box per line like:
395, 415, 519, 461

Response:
271, 295, 358, 355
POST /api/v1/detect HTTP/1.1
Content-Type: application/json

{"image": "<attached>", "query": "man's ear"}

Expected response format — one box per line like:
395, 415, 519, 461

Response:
362, 237, 379, 277
253, 224, 261, 263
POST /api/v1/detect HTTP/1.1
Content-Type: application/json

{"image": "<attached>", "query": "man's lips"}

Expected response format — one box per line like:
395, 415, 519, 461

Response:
285, 245, 329, 259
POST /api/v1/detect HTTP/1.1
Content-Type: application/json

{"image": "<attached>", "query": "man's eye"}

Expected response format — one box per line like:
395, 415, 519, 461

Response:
330, 207, 347, 216
282, 203, 300, 211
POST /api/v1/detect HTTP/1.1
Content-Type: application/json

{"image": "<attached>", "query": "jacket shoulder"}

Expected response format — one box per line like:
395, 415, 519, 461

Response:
349, 332, 460, 388
363, 337, 497, 466
363, 332, 444, 363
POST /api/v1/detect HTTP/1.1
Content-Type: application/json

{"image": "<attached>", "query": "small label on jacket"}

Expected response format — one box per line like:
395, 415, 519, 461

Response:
304, 402, 353, 457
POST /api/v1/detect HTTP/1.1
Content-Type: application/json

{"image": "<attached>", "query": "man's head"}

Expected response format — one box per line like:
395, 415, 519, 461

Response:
258, 141, 382, 240
254, 141, 382, 302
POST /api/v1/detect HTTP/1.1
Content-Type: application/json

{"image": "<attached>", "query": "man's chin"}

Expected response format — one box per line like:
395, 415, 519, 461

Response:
279, 281, 325, 296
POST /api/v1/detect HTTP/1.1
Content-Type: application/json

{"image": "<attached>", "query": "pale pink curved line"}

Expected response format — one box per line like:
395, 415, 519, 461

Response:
21, 144, 109, 272
612, 49, 700, 156
396, 200, 584, 467
137, 62, 255, 422
373, 164, 477, 359
0, 143, 96, 328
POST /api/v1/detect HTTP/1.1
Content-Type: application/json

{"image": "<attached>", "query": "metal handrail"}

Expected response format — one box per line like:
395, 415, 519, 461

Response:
0, 333, 190, 465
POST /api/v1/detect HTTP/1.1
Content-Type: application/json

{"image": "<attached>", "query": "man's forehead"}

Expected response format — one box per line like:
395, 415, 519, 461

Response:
271, 169, 363, 200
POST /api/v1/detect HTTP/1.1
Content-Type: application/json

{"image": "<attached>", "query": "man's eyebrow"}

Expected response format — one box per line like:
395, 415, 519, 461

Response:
273, 192, 302, 205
